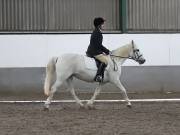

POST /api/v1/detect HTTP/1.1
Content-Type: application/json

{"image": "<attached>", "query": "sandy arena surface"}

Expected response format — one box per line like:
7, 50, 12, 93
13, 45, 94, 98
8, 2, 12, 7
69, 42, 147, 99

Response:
0, 91, 180, 135
0, 91, 180, 100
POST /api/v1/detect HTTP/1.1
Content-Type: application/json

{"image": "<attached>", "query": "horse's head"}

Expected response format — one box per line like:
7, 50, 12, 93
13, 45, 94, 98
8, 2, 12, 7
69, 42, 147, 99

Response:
111, 40, 146, 65
130, 40, 146, 64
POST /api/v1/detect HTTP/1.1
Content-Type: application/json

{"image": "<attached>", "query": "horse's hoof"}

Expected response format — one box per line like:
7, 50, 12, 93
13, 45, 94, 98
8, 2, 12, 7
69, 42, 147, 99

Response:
86, 104, 96, 110
79, 105, 85, 110
43, 107, 49, 111
127, 104, 132, 108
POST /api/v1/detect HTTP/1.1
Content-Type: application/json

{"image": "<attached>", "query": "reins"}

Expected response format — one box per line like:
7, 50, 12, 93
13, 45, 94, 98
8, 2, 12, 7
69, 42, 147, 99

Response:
109, 43, 142, 71
110, 43, 142, 61
111, 58, 118, 71
110, 54, 134, 60
109, 55, 133, 71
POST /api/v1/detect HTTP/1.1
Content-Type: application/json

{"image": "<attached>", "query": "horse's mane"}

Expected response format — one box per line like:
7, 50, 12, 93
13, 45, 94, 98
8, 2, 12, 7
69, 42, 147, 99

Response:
112, 43, 132, 57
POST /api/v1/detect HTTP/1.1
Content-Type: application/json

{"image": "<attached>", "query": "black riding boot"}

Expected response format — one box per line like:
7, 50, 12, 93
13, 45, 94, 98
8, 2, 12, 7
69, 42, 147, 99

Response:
94, 63, 107, 82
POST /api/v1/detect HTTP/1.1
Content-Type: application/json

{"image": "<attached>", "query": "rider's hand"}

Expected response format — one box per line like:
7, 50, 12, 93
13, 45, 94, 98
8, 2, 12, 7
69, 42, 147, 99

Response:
109, 51, 113, 55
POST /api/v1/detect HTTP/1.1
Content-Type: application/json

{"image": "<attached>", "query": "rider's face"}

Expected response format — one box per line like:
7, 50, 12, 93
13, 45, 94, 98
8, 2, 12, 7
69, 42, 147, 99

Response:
100, 23, 105, 30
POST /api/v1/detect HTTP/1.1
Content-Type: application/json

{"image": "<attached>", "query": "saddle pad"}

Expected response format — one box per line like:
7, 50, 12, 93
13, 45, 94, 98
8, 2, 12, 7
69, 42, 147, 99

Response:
84, 56, 97, 70
84, 56, 109, 70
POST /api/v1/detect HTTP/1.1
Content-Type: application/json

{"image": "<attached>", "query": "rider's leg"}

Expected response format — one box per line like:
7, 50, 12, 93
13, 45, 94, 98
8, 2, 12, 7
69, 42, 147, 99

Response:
94, 54, 108, 82
94, 63, 106, 82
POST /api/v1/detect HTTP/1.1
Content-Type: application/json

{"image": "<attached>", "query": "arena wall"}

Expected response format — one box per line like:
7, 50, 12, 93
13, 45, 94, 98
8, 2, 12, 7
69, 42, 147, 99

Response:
0, 34, 180, 93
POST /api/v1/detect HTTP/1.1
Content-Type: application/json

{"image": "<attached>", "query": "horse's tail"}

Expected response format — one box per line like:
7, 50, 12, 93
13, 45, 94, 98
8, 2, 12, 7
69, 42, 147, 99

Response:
44, 57, 58, 96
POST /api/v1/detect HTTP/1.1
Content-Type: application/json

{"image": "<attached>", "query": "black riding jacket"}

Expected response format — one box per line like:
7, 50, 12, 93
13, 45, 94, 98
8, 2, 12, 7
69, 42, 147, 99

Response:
86, 28, 110, 57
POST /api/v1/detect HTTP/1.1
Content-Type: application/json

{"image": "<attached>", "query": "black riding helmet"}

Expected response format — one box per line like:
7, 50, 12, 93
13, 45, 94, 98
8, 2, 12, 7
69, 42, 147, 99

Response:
94, 17, 105, 28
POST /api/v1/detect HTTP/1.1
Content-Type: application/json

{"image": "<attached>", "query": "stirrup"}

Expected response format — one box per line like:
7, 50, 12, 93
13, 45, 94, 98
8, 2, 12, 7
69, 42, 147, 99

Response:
94, 75, 103, 82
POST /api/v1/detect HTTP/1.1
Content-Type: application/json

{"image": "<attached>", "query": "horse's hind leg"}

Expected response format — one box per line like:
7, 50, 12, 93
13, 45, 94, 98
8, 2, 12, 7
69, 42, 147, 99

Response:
44, 79, 62, 110
67, 77, 84, 108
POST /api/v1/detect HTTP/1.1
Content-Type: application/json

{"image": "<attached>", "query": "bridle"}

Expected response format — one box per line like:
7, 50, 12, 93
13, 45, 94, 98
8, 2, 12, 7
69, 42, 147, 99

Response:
110, 43, 142, 61
109, 43, 142, 71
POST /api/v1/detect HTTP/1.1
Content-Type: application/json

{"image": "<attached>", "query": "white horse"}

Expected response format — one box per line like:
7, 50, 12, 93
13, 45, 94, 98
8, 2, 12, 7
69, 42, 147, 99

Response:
44, 40, 145, 110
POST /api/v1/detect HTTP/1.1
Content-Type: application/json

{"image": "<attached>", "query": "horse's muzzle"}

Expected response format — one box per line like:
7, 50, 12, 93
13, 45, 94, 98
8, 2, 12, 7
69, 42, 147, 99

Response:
139, 59, 146, 64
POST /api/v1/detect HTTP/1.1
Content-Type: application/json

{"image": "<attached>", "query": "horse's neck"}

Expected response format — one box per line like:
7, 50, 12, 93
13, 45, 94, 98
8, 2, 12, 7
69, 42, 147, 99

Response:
115, 43, 132, 56
113, 43, 132, 64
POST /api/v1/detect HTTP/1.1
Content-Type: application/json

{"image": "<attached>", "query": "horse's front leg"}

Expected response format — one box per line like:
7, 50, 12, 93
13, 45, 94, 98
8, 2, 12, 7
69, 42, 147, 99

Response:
86, 84, 102, 109
112, 79, 131, 107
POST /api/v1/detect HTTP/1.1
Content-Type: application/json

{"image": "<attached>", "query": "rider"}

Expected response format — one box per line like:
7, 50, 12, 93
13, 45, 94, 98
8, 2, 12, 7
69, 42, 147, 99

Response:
86, 17, 110, 82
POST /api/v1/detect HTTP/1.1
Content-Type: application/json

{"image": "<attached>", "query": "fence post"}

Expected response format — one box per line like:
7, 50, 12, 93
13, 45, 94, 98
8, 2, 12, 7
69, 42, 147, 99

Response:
121, 0, 127, 33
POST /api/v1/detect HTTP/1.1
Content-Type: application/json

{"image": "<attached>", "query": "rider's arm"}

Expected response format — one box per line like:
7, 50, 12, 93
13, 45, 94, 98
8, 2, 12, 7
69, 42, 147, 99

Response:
101, 45, 110, 55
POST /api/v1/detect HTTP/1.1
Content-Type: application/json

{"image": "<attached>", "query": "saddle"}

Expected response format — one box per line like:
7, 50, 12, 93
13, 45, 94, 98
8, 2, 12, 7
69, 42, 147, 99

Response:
84, 55, 117, 71
84, 55, 101, 70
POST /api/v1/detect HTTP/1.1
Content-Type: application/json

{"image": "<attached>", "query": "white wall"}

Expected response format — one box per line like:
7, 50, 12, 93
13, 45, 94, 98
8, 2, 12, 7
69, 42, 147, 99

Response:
0, 34, 180, 67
